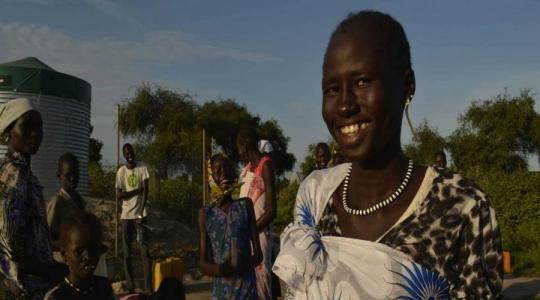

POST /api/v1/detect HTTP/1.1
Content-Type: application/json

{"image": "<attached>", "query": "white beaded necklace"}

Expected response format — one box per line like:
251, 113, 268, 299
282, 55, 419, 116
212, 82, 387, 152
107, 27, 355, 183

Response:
342, 159, 414, 216
64, 277, 94, 295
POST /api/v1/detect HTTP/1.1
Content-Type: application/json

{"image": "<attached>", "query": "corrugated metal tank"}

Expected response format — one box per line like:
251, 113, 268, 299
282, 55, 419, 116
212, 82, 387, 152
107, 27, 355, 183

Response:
0, 57, 91, 199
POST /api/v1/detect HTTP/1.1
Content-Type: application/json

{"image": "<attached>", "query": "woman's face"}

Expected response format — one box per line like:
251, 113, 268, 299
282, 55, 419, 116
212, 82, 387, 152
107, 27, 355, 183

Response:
211, 157, 234, 191
322, 29, 411, 162
8, 110, 43, 155
63, 226, 105, 281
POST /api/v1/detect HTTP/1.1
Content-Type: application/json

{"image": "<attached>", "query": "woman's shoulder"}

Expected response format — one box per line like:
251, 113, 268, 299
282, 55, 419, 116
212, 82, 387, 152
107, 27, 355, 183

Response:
429, 167, 492, 211
0, 155, 23, 187
299, 163, 350, 198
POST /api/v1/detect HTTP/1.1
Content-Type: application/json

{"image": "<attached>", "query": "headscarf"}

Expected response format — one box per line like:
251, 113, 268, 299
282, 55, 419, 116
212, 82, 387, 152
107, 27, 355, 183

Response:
0, 98, 37, 134
258, 139, 273, 154
207, 153, 243, 204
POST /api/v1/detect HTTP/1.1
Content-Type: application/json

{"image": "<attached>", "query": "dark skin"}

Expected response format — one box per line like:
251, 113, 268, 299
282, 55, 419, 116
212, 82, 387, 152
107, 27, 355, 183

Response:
4, 110, 68, 283
51, 160, 82, 251
435, 154, 447, 168
116, 145, 149, 223
61, 225, 107, 291
315, 145, 331, 170
322, 27, 426, 241
198, 157, 262, 277
236, 137, 276, 232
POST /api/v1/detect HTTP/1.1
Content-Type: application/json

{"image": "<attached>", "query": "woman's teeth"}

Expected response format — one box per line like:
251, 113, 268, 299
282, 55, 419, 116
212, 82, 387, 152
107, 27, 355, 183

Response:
340, 123, 368, 135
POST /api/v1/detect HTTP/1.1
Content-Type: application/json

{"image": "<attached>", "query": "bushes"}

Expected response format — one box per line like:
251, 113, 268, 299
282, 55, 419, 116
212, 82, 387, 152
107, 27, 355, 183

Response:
149, 176, 201, 224
273, 180, 299, 233
88, 162, 116, 200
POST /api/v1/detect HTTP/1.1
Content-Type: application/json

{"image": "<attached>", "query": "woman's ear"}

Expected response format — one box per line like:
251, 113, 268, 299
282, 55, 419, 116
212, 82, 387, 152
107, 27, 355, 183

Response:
404, 69, 416, 102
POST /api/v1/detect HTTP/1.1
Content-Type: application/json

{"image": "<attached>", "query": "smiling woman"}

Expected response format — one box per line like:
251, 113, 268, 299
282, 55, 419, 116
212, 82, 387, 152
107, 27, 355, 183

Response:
273, 10, 503, 299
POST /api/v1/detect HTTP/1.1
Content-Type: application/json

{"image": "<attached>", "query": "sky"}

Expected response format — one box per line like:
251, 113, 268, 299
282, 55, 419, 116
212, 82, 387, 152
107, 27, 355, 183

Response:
1, 0, 539, 171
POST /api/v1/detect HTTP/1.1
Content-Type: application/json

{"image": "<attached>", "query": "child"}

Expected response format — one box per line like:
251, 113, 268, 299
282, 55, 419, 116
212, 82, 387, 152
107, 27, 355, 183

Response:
47, 153, 85, 262
199, 154, 262, 300
44, 211, 114, 300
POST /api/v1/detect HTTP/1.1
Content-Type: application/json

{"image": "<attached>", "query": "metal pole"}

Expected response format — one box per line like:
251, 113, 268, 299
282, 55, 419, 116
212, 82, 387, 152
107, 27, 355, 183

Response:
202, 129, 206, 206
115, 104, 120, 258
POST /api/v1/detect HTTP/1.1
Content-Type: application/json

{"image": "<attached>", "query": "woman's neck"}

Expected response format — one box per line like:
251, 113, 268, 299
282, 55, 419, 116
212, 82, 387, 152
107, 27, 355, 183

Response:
7, 148, 30, 165
348, 143, 408, 199
247, 151, 262, 169
68, 273, 92, 290
218, 194, 233, 207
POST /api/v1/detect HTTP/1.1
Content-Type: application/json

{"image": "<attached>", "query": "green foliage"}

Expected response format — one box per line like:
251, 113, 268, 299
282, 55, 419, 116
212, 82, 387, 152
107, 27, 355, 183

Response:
403, 90, 540, 276
120, 86, 295, 178
149, 176, 201, 224
273, 180, 299, 233
403, 120, 446, 166
89, 137, 103, 164
448, 90, 539, 173
258, 119, 296, 176
119, 84, 199, 178
300, 143, 317, 176
464, 169, 540, 276
88, 162, 116, 200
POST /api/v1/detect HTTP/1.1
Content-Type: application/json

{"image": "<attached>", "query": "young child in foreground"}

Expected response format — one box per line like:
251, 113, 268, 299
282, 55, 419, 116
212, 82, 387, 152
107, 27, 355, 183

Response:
199, 154, 262, 300
44, 211, 114, 300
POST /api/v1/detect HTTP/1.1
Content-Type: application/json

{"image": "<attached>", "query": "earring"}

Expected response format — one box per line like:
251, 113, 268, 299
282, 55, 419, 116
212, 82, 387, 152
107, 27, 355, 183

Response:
405, 95, 416, 137
405, 94, 413, 106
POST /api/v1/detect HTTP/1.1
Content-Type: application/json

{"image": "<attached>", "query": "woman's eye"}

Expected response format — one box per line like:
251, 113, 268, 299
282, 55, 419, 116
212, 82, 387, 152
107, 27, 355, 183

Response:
356, 78, 369, 87
324, 87, 339, 97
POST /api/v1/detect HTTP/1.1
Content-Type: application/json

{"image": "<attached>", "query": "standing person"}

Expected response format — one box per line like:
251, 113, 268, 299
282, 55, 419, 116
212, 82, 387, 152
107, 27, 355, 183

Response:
236, 128, 276, 300
273, 11, 502, 299
116, 143, 151, 293
434, 150, 447, 169
47, 153, 85, 262
0, 98, 67, 299
199, 154, 262, 300
44, 211, 114, 300
314, 142, 331, 170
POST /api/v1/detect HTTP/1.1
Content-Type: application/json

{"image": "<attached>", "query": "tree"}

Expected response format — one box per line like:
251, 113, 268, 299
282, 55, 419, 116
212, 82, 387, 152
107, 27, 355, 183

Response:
89, 137, 103, 165
448, 90, 540, 173
197, 99, 295, 177
119, 85, 296, 178
403, 120, 446, 166
119, 84, 199, 178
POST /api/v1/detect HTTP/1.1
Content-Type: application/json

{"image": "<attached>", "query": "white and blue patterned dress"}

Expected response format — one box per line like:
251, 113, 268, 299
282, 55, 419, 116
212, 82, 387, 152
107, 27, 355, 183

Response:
273, 164, 502, 299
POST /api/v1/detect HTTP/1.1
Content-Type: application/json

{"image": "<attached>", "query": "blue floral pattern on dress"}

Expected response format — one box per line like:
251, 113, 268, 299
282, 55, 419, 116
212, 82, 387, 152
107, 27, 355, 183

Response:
389, 260, 449, 300
205, 199, 256, 300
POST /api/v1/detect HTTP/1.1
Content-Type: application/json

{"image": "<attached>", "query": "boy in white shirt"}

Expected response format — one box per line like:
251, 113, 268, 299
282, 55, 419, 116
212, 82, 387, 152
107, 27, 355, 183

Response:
115, 143, 151, 293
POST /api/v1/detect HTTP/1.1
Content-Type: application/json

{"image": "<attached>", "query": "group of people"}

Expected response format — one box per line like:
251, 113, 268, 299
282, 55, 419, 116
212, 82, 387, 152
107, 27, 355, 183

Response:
201, 10, 503, 300
0, 99, 182, 299
0, 9, 503, 300
0, 98, 114, 299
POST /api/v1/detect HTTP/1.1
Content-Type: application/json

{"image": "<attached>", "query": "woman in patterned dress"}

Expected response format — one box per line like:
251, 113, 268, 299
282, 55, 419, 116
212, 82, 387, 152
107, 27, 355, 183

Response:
0, 98, 67, 299
199, 154, 262, 300
273, 11, 503, 299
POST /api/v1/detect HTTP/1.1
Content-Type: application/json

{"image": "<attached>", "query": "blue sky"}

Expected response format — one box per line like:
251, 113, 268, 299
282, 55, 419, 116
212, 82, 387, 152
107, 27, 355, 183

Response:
1, 0, 539, 170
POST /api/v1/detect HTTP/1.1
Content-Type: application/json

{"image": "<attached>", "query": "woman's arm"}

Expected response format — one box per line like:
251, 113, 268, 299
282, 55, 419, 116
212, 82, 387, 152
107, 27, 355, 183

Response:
452, 195, 503, 299
246, 199, 263, 267
256, 161, 276, 232
198, 208, 222, 277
